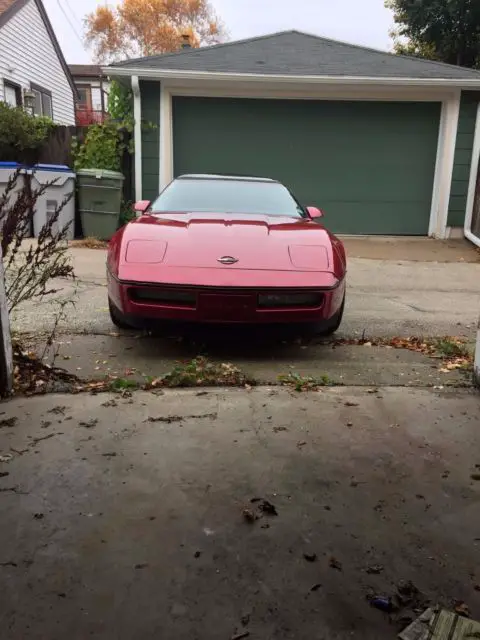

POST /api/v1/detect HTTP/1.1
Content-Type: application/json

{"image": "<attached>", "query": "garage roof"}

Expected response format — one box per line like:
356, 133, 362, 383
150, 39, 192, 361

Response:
108, 30, 480, 81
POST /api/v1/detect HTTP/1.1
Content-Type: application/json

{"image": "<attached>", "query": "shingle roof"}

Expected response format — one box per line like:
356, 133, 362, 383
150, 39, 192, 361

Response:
69, 65, 104, 78
109, 29, 480, 80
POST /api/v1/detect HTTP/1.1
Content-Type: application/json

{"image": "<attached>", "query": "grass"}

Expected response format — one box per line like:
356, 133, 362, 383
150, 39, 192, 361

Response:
278, 372, 336, 392
109, 377, 139, 391
150, 357, 255, 388
435, 337, 471, 359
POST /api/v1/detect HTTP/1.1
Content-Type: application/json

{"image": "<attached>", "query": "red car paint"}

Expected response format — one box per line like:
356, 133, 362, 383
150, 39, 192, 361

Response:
107, 198, 347, 327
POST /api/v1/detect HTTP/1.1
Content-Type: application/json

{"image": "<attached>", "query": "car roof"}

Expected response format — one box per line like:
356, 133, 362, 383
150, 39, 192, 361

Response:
177, 174, 278, 184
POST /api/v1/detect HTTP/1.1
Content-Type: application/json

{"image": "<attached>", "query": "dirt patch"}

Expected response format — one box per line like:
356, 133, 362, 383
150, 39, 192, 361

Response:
342, 237, 480, 263
12, 343, 82, 395
70, 237, 108, 250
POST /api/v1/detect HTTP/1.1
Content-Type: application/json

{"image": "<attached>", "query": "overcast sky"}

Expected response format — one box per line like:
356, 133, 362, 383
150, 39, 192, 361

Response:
42, 0, 395, 64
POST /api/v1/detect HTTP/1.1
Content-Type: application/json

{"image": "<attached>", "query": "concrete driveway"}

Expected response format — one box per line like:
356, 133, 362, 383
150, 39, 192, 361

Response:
3, 239, 480, 638
11, 238, 480, 340
1, 386, 480, 639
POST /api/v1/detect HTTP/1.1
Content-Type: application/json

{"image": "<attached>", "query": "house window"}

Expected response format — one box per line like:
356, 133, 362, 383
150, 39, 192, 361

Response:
76, 85, 92, 110
31, 84, 53, 118
3, 81, 22, 107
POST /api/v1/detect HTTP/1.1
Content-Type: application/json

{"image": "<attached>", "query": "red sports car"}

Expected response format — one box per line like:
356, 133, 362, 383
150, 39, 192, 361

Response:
107, 174, 346, 333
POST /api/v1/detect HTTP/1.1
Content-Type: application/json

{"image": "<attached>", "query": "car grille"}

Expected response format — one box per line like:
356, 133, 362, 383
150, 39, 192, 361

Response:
127, 285, 325, 310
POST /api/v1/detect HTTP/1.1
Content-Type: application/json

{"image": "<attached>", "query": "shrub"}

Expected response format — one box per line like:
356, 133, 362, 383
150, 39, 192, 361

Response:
72, 122, 123, 172
0, 102, 54, 164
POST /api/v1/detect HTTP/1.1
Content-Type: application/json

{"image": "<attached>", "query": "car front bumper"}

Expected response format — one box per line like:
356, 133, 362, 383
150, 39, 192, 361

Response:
108, 274, 346, 325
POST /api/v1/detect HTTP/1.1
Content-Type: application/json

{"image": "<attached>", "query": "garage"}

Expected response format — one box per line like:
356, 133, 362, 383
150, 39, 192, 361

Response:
172, 97, 441, 235
109, 30, 480, 239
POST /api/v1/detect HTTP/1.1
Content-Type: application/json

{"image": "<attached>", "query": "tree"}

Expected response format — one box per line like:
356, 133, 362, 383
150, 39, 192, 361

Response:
84, 0, 226, 62
386, 0, 480, 68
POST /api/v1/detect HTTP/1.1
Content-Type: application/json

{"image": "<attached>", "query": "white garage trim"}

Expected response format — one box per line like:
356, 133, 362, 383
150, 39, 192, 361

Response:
105, 66, 480, 90
152, 81, 460, 237
159, 83, 173, 192
131, 76, 142, 202
429, 93, 461, 238
464, 102, 480, 248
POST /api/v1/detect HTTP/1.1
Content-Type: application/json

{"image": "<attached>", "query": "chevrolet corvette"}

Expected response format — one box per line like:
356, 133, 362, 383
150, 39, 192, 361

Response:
106, 174, 346, 333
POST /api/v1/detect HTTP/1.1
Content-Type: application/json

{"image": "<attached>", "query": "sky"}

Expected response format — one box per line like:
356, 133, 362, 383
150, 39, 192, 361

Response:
42, 0, 395, 64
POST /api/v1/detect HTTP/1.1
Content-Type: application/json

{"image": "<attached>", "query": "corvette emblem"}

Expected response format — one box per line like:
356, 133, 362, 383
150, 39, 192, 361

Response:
217, 256, 238, 265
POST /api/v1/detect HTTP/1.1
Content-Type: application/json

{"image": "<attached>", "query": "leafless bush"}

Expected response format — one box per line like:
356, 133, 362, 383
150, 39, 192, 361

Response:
0, 170, 75, 313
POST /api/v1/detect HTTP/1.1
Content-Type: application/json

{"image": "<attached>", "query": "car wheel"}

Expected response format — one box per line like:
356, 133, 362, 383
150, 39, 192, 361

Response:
312, 295, 345, 337
322, 295, 345, 335
108, 299, 133, 330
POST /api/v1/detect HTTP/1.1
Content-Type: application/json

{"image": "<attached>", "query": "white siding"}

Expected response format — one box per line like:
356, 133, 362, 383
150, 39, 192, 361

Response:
0, 0, 74, 124
91, 87, 102, 111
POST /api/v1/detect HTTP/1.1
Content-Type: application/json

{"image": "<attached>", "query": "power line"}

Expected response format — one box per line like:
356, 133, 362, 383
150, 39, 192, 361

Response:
63, 0, 81, 26
55, 0, 85, 49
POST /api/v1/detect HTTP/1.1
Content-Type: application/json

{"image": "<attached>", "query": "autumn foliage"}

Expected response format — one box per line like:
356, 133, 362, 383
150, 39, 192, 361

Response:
84, 0, 226, 62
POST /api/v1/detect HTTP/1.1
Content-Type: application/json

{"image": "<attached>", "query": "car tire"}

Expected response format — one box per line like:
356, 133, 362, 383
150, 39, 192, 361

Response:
108, 299, 133, 330
312, 295, 345, 337
322, 295, 345, 335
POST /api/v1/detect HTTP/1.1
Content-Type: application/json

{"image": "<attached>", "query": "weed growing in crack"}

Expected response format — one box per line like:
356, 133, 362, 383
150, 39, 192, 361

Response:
278, 372, 337, 392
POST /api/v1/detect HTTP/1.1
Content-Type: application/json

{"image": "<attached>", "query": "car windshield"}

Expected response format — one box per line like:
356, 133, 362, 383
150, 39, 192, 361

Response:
151, 178, 306, 217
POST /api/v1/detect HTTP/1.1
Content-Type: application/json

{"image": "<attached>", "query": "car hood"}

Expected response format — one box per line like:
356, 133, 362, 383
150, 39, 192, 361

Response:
124, 213, 332, 268
113, 212, 345, 287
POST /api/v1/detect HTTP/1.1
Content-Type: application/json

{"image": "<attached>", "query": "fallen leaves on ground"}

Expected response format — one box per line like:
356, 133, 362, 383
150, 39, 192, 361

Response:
147, 357, 255, 389
12, 342, 82, 396
454, 601, 470, 618
333, 335, 473, 373
243, 497, 279, 523
329, 556, 343, 571
0, 417, 17, 428
70, 237, 108, 250
12, 346, 257, 397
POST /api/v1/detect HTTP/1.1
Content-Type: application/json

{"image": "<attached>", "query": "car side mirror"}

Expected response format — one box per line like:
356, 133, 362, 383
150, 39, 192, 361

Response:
306, 206, 324, 219
134, 200, 151, 216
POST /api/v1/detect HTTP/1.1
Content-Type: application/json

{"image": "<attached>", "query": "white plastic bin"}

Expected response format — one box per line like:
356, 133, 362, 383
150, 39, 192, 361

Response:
31, 164, 76, 240
0, 161, 29, 234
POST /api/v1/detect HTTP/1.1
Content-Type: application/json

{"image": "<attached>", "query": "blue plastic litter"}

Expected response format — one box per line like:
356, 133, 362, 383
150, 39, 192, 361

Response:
369, 596, 394, 613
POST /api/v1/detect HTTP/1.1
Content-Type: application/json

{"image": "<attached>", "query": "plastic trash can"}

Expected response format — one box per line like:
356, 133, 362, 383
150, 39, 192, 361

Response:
77, 169, 124, 240
0, 161, 30, 235
31, 164, 76, 240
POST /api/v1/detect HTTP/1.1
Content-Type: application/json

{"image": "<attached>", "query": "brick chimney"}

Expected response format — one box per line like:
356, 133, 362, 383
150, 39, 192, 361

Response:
181, 34, 191, 49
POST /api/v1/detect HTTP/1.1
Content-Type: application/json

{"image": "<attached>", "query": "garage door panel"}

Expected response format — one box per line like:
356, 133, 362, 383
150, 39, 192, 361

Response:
173, 97, 440, 235
319, 203, 425, 235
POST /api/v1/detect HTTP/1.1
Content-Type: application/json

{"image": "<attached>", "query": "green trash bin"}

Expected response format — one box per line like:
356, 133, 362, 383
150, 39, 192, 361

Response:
77, 169, 124, 240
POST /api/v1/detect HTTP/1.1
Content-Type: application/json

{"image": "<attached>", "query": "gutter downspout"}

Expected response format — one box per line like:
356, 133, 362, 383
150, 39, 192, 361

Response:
131, 75, 142, 202
464, 102, 480, 248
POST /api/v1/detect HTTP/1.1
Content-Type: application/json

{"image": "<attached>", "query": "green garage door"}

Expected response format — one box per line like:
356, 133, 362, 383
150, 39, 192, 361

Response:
172, 97, 441, 235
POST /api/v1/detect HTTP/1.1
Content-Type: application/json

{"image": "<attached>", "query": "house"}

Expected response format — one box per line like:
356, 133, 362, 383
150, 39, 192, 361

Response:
0, 0, 76, 124
106, 30, 480, 241
69, 64, 109, 126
